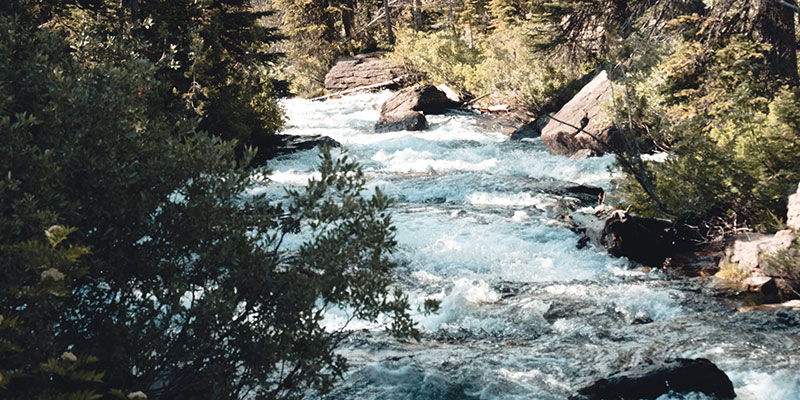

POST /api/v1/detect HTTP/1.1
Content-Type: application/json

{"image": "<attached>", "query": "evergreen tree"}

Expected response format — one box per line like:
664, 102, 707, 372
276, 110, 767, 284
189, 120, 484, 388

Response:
1, 3, 423, 399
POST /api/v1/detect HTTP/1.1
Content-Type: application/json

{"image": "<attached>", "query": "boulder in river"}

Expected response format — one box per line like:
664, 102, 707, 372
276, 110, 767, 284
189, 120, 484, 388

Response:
569, 358, 736, 400
375, 85, 460, 133
253, 134, 340, 164
541, 70, 624, 157
324, 52, 408, 93
375, 111, 429, 133
601, 210, 675, 267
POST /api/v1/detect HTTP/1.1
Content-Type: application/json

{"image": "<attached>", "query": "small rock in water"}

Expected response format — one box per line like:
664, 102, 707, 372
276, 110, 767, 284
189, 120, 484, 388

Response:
741, 276, 779, 304
569, 358, 735, 400
375, 85, 459, 133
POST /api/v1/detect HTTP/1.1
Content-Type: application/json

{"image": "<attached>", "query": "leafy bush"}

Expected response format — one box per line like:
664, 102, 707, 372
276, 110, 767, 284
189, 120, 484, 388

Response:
390, 28, 483, 93
390, 25, 577, 113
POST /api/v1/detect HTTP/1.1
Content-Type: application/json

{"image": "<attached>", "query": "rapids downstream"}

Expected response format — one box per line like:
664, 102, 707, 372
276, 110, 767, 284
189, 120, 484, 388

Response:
257, 91, 800, 399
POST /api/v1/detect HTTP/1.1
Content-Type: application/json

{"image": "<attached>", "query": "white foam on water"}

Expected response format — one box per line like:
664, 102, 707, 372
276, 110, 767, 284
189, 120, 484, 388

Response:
729, 370, 800, 400
542, 282, 684, 322
372, 148, 499, 174
392, 208, 623, 283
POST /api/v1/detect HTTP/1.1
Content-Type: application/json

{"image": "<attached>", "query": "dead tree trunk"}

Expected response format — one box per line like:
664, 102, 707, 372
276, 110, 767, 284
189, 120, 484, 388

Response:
758, 0, 798, 84
342, 0, 356, 39
383, 0, 395, 44
412, 0, 423, 31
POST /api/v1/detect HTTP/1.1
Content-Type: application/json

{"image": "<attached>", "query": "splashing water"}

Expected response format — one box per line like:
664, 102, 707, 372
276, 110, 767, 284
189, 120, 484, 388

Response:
257, 91, 800, 399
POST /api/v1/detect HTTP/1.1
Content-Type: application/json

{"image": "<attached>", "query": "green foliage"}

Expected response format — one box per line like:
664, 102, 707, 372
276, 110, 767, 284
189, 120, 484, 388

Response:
0, 225, 98, 399
613, 33, 800, 230
390, 25, 576, 112
1, 6, 418, 400
390, 28, 482, 92
764, 237, 800, 298
40, 0, 286, 155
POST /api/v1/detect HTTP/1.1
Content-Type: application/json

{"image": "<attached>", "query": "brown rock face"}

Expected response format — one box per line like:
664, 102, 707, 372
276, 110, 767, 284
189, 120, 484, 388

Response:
541, 71, 623, 156
324, 52, 407, 93
375, 85, 459, 133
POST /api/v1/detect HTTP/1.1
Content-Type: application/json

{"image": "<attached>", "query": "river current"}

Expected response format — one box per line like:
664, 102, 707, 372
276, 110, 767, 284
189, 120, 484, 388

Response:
257, 91, 800, 399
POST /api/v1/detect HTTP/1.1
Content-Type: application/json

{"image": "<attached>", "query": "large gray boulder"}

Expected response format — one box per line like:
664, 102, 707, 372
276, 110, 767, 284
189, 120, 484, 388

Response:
375, 85, 459, 133
324, 52, 407, 93
541, 71, 622, 156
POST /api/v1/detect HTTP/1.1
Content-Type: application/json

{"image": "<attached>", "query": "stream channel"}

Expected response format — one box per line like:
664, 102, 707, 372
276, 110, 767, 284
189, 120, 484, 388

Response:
255, 91, 800, 399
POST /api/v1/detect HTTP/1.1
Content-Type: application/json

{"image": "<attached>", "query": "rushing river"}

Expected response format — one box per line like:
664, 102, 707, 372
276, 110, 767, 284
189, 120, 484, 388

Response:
258, 91, 800, 399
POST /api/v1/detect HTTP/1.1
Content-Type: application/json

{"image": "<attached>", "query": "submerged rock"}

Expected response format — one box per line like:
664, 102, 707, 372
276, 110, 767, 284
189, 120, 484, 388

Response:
570, 358, 736, 400
375, 85, 459, 133
541, 70, 624, 157
375, 111, 428, 133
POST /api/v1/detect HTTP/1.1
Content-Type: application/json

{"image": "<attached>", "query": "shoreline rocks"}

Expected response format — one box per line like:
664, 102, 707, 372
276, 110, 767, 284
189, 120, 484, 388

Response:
570, 358, 736, 400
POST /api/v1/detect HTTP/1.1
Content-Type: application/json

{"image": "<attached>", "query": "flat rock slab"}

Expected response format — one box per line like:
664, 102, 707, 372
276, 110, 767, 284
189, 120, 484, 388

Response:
324, 52, 407, 93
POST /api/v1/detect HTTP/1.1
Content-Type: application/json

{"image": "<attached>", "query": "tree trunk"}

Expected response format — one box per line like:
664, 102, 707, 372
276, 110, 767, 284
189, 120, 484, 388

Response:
383, 0, 395, 44
412, 0, 423, 31
342, 0, 355, 39
757, 0, 798, 84
321, 0, 338, 41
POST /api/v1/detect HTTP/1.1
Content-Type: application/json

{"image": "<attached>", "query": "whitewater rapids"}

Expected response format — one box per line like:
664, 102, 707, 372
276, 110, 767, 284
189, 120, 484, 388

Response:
253, 91, 800, 400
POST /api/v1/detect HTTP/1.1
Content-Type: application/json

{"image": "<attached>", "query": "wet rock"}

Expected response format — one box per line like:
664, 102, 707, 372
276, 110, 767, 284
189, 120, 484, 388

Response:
541, 71, 624, 157
569, 358, 736, 400
253, 134, 340, 163
564, 185, 605, 206
381, 84, 460, 115
663, 252, 720, 277
324, 52, 408, 92
510, 114, 551, 140
742, 276, 779, 303
375, 85, 459, 133
601, 210, 674, 267
787, 183, 800, 230
375, 111, 428, 133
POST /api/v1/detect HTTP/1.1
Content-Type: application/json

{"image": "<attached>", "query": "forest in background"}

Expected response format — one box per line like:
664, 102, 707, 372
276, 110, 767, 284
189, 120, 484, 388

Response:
271, 0, 800, 232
